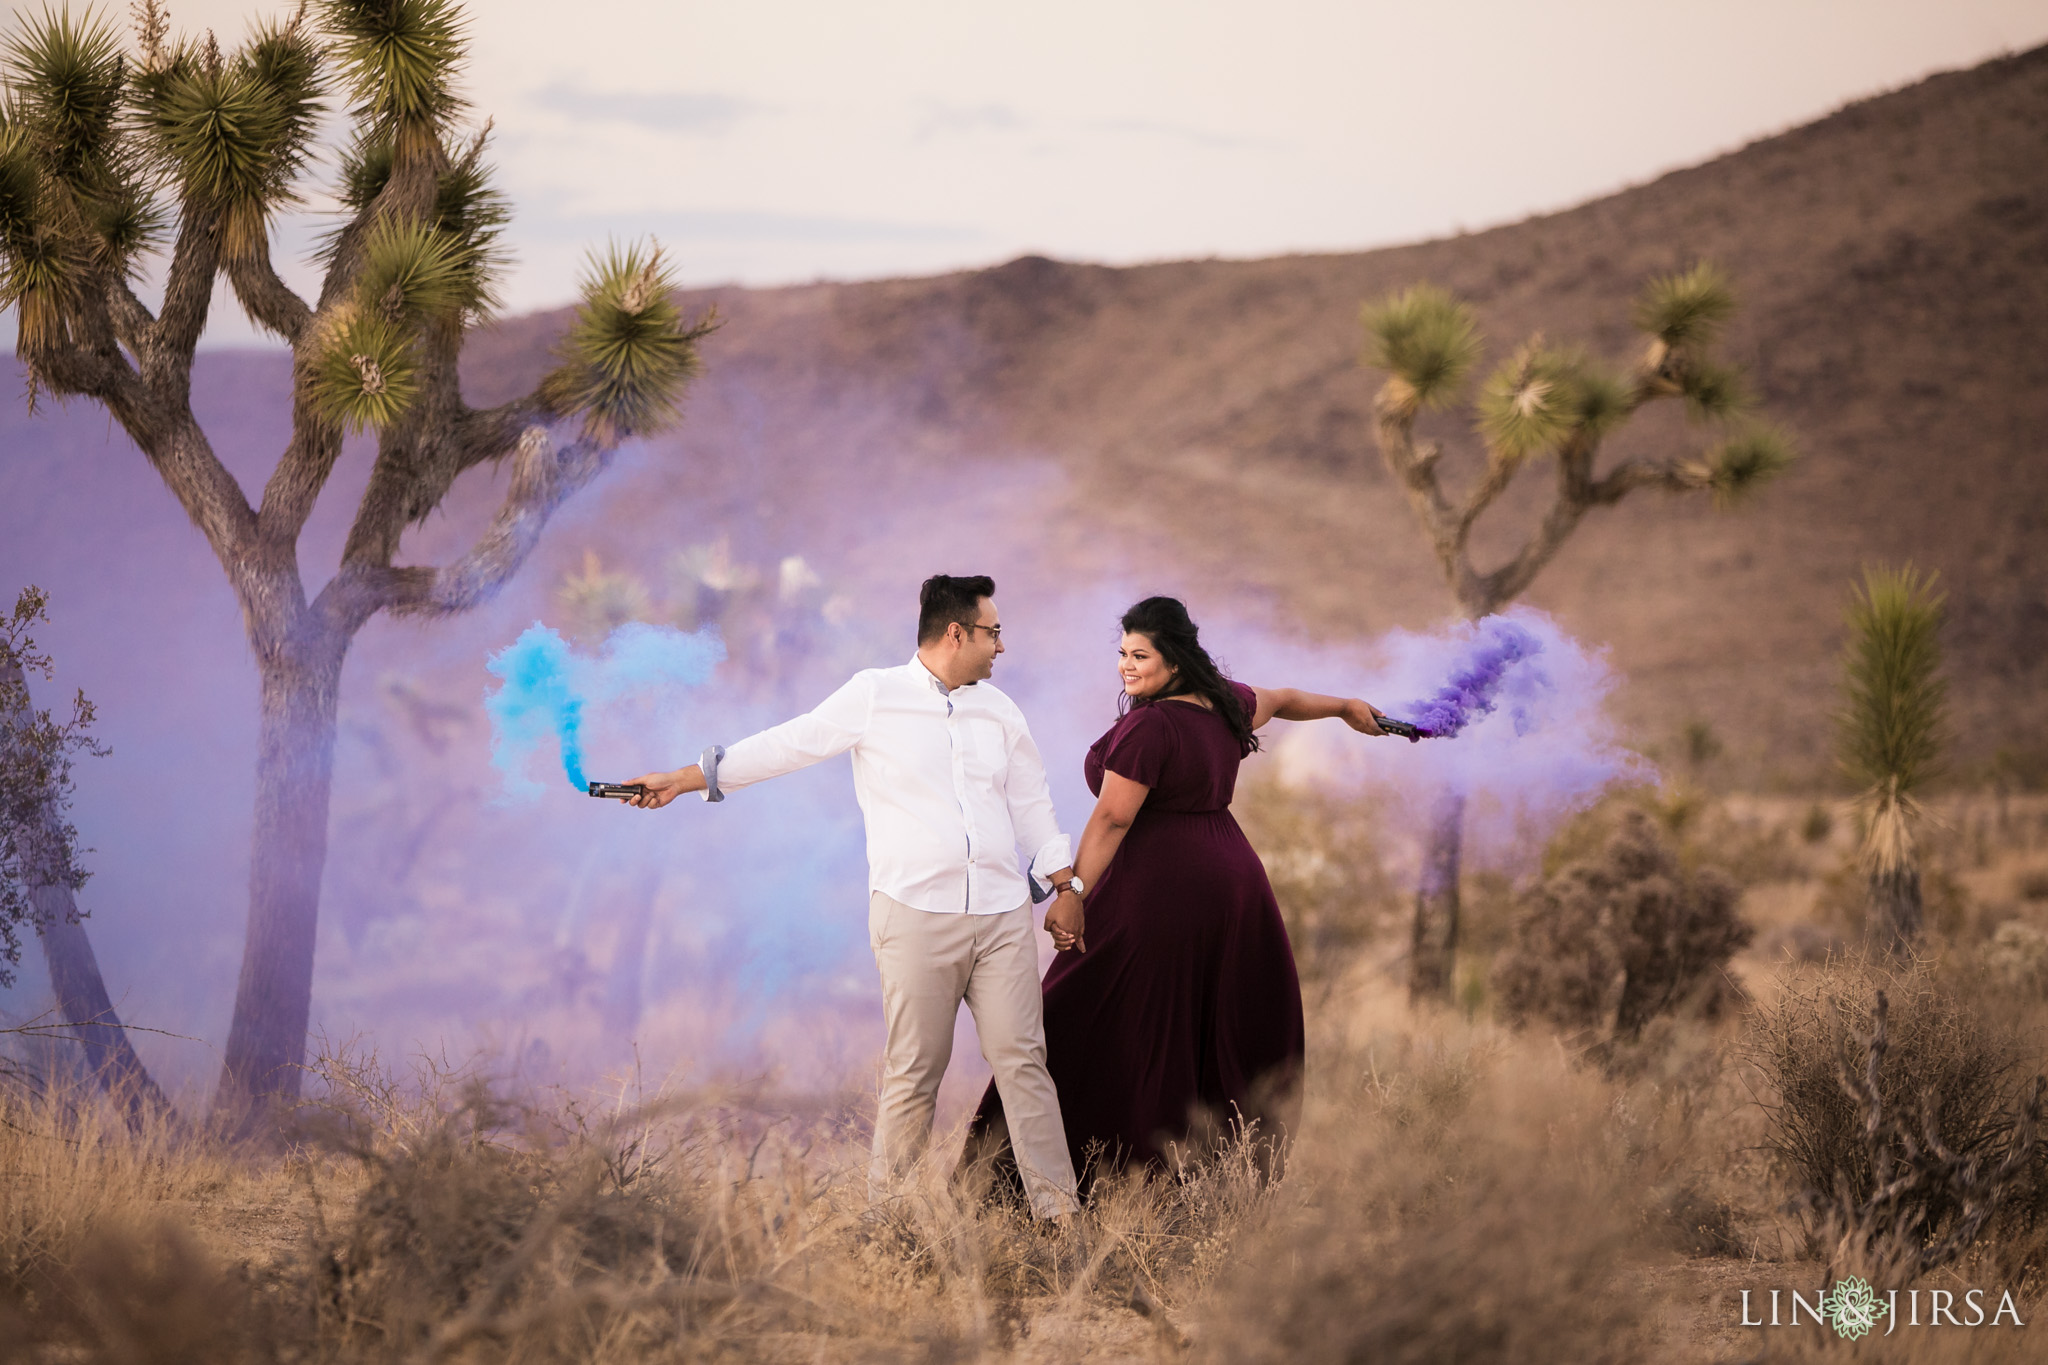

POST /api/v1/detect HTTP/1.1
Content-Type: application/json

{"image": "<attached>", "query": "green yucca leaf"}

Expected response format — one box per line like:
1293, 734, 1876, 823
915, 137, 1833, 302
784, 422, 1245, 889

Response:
356, 214, 472, 321
137, 59, 288, 253
336, 132, 393, 210
1837, 564, 1947, 801
544, 240, 712, 445
243, 15, 323, 134
2, 7, 126, 180
429, 127, 508, 304
1700, 424, 1795, 508
0, 133, 42, 241
1680, 359, 1750, 422
83, 186, 165, 272
307, 305, 420, 432
1565, 362, 1632, 439
319, 0, 466, 134
3, 224, 85, 348
1633, 262, 1735, 349
1475, 343, 1587, 461
239, 13, 325, 178
1361, 283, 1481, 409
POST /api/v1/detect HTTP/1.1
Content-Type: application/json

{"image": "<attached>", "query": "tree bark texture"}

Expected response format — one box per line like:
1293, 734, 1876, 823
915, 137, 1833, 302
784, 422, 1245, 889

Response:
1408, 792, 1466, 1003
216, 626, 347, 1119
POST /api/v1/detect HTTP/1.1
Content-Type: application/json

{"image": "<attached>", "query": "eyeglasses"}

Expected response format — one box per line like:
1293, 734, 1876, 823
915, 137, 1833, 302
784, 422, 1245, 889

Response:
961, 622, 1001, 640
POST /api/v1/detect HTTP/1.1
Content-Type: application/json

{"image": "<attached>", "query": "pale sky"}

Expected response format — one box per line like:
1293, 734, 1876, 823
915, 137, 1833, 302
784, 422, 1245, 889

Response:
5, 0, 2046, 346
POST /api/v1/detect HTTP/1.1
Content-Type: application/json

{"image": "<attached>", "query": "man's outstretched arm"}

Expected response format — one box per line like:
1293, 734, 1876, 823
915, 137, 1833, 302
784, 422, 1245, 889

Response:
624, 672, 874, 810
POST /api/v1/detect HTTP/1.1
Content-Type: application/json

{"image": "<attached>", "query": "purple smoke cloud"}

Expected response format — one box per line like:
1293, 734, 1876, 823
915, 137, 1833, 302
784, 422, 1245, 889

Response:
1396, 616, 1545, 737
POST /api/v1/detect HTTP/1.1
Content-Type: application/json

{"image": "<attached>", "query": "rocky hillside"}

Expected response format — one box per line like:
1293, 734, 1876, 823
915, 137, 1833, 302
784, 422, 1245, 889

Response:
11, 46, 2048, 786
460, 45, 2047, 782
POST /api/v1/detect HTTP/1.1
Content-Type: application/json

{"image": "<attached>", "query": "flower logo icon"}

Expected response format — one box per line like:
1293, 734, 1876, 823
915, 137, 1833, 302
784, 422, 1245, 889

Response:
1818, 1277, 1889, 1340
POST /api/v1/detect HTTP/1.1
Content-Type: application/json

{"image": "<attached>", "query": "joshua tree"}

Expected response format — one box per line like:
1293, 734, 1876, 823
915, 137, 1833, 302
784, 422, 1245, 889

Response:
1361, 265, 1793, 1001
1, 586, 167, 1117
0, 2, 712, 1122
1836, 565, 1948, 950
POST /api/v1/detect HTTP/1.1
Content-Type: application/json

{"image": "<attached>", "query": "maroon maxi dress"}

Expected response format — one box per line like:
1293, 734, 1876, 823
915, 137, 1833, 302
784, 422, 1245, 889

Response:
968, 683, 1305, 1192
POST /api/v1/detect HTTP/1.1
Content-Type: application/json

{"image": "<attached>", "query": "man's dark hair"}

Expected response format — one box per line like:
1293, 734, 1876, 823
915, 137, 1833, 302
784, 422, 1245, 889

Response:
918, 575, 996, 644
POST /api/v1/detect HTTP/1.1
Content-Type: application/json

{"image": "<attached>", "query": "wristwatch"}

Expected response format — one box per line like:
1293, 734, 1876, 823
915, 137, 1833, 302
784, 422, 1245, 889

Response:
1054, 875, 1085, 897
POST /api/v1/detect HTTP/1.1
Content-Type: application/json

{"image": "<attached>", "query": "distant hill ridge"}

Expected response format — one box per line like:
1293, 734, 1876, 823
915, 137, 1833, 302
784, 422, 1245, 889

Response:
9, 47, 2046, 785
455, 44, 2047, 780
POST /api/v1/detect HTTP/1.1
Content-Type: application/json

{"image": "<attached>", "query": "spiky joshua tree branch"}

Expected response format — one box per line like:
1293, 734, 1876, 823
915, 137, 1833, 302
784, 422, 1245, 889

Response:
1360, 266, 1793, 1003
0, 1, 715, 1123
1362, 265, 1794, 620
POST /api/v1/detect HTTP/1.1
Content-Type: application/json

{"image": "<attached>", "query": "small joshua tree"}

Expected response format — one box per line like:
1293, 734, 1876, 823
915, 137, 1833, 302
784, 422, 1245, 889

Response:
1361, 265, 1794, 1001
0, 2, 713, 1121
1837, 565, 1948, 951
1, 586, 166, 1114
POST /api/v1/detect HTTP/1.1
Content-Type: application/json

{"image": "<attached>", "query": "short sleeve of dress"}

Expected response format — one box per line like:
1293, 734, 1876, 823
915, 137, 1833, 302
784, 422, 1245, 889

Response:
1229, 681, 1257, 724
1101, 704, 1176, 788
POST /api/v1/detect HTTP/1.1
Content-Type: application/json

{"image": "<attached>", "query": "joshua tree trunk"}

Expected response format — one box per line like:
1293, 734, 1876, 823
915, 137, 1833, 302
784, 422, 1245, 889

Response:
217, 621, 347, 1116
3, 654, 168, 1120
33, 878, 170, 1121
1866, 864, 1924, 954
1409, 792, 1466, 1003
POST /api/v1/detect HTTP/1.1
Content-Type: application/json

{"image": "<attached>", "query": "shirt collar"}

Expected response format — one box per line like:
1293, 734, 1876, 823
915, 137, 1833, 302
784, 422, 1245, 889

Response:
909, 653, 975, 695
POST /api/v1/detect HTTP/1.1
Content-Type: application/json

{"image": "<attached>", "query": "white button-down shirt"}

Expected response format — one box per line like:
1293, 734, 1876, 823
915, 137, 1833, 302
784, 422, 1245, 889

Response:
713, 657, 1073, 915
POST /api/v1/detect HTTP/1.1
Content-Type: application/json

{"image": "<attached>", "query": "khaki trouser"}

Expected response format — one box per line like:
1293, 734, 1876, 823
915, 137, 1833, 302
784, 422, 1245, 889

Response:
868, 891, 1079, 1218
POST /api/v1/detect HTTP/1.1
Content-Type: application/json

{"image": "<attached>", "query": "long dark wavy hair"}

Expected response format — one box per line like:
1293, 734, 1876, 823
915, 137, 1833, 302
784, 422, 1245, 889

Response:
1117, 596, 1259, 757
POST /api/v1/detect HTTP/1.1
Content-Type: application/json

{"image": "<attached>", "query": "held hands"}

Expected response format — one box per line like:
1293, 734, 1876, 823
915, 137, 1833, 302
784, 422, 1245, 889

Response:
1044, 889, 1086, 953
1343, 699, 1388, 737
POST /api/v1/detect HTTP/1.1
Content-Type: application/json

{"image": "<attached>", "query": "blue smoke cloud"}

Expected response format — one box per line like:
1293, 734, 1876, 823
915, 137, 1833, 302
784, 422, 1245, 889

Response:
486, 622, 726, 798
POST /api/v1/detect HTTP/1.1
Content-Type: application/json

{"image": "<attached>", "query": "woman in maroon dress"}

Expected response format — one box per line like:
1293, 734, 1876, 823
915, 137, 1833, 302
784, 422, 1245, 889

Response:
968, 597, 1392, 1194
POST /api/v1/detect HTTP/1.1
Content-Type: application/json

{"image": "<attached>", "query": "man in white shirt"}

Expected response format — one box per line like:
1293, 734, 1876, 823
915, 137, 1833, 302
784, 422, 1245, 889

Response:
624, 575, 1085, 1219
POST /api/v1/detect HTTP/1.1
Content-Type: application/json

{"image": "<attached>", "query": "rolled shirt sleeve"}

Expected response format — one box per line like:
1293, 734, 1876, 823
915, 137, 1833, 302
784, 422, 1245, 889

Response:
717, 672, 873, 791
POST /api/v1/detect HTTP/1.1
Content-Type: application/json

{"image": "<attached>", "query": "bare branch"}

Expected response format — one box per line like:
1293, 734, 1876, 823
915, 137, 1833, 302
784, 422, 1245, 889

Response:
1469, 484, 1593, 614
227, 251, 313, 345
255, 392, 344, 548
103, 279, 157, 357
456, 389, 562, 473
145, 210, 221, 394
314, 427, 608, 632
1588, 458, 1696, 506
1372, 383, 1483, 609
1454, 453, 1523, 538
23, 333, 149, 415
132, 414, 261, 568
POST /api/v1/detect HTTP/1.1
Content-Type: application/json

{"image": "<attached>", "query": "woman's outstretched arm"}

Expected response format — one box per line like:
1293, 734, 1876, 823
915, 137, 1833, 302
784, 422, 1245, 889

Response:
1246, 687, 1388, 735
1054, 770, 1151, 953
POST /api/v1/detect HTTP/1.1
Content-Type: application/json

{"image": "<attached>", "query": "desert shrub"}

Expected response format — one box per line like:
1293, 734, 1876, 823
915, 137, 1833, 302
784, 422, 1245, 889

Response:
1192, 1032, 1660, 1365
1492, 810, 1752, 1044
1546, 782, 1806, 889
1983, 921, 2048, 996
1232, 776, 1398, 974
1745, 961, 2048, 1287
0, 1067, 222, 1292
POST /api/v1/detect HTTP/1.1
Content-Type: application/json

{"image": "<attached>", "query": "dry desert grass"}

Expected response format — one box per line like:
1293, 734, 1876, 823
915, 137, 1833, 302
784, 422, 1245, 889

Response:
5, 789, 2048, 1363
